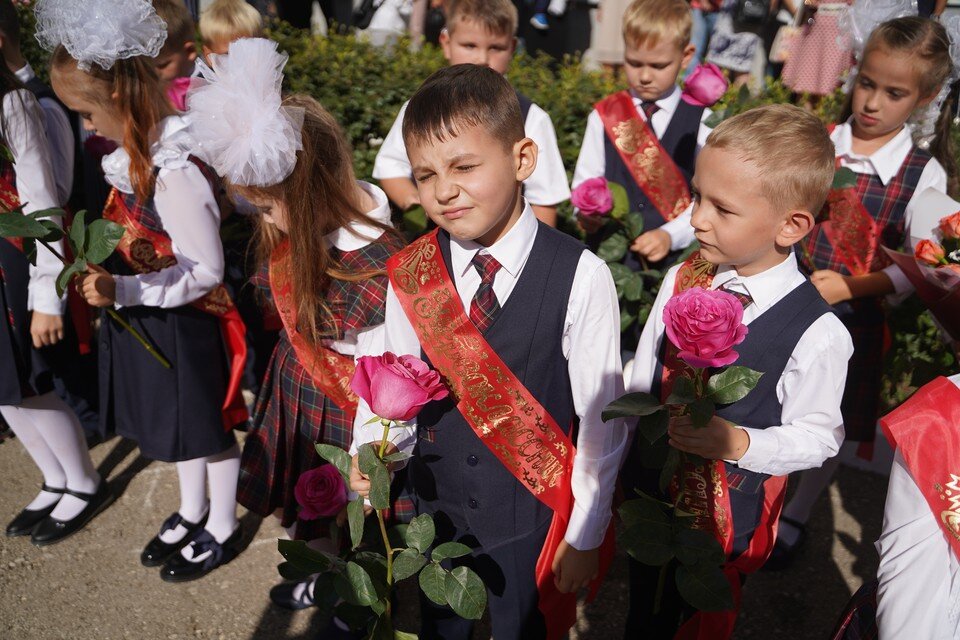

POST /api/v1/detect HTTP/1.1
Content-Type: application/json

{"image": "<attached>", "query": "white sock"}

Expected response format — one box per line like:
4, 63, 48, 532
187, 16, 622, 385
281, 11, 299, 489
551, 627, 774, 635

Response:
161, 457, 210, 544
8, 394, 99, 520
204, 444, 240, 543
292, 574, 318, 603
547, 0, 567, 15
0, 403, 66, 511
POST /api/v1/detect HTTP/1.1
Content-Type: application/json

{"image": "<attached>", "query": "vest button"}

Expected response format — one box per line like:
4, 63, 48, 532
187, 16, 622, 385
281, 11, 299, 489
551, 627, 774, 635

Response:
468, 498, 479, 509
467, 455, 478, 466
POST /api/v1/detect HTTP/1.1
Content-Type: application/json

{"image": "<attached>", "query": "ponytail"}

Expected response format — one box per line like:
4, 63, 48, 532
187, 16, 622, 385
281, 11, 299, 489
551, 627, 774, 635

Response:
928, 82, 960, 196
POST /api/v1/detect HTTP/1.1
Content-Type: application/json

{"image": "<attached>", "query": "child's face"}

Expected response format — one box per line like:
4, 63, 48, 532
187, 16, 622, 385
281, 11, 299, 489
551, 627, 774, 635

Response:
439, 20, 516, 75
690, 146, 798, 276
851, 46, 934, 141
407, 124, 537, 247
623, 38, 694, 103
154, 41, 198, 85
55, 84, 125, 143
249, 196, 289, 233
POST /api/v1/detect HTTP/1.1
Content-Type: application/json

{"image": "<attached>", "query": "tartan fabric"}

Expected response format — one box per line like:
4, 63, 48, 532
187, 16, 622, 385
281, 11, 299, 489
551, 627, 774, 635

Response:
831, 580, 878, 640
237, 236, 414, 539
116, 156, 220, 237
469, 253, 502, 333
718, 284, 753, 309
803, 147, 932, 275
640, 101, 660, 121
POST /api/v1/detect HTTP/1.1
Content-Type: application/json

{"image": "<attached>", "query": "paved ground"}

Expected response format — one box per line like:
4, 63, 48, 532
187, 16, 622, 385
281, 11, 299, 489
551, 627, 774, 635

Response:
0, 433, 887, 639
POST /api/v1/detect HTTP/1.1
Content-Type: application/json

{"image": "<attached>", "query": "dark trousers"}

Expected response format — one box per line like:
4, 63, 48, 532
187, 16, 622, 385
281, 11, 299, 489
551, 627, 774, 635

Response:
624, 559, 692, 640
419, 517, 551, 640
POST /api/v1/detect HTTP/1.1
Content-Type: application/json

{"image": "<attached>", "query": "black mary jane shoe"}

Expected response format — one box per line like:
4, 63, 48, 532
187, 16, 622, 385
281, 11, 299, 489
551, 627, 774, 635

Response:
5, 484, 65, 537
159, 526, 242, 583
140, 511, 209, 567
269, 577, 317, 610
30, 481, 114, 547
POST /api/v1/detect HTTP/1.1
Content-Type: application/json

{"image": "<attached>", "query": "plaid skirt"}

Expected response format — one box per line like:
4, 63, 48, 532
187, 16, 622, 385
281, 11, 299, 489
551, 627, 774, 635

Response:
238, 335, 414, 541
835, 299, 886, 443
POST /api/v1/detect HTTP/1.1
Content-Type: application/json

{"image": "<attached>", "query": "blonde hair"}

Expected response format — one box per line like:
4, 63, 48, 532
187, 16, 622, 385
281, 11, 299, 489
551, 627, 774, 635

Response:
622, 0, 692, 50
706, 104, 835, 214
200, 0, 263, 46
153, 0, 196, 51
445, 0, 518, 38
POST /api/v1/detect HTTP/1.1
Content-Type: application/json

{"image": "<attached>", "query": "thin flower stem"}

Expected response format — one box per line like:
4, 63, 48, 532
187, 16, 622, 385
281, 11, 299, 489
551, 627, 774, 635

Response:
38, 239, 67, 263
653, 562, 668, 615
377, 419, 395, 622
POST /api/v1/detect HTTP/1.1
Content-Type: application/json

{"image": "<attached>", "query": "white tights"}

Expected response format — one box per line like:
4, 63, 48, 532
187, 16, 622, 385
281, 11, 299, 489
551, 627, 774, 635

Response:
159, 443, 241, 546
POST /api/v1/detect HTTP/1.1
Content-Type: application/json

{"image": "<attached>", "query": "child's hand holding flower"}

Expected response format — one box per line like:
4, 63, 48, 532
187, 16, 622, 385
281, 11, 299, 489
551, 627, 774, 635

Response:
79, 263, 117, 307
668, 414, 750, 460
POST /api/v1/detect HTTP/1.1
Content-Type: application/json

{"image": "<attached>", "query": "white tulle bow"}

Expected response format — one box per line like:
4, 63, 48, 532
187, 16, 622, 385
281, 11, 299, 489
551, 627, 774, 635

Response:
188, 38, 304, 187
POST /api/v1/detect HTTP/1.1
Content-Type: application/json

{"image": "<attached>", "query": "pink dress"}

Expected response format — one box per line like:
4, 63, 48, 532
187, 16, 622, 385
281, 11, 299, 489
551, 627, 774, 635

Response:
782, 2, 855, 96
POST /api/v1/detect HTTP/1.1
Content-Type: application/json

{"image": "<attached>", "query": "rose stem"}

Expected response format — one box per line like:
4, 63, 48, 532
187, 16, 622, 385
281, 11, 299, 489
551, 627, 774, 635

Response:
653, 563, 668, 615
39, 239, 172, 369
377, 419, 395, 621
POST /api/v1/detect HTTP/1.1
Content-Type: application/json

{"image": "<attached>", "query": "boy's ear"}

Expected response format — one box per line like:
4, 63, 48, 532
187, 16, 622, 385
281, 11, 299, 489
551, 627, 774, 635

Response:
439, 28, 452, 60
514, 137, 538, 182
680, 43, 696, 72
777, 209, 816, 248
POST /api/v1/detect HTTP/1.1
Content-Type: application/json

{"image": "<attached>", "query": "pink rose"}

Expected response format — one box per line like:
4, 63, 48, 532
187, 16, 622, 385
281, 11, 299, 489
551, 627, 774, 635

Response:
294, 465, 348, 520
938, 211, 960, 240
351, 352, 449, 422
681, 63, 729, 108
915, 239, 946, 266
571, 177, 614, 217
663, 288, 748, 369
166, 76, 192, 112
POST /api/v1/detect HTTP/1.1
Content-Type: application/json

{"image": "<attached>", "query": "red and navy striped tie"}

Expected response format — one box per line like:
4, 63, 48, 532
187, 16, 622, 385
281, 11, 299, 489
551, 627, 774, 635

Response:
469, 253, 502, 333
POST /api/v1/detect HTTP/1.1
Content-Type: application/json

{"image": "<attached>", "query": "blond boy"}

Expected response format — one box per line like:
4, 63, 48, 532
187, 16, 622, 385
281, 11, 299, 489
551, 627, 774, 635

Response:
199, 0, 263, 58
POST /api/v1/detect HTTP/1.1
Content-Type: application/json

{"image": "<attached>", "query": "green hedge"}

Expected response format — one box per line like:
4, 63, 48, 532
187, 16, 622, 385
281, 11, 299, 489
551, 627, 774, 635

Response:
17, 9, 956, 405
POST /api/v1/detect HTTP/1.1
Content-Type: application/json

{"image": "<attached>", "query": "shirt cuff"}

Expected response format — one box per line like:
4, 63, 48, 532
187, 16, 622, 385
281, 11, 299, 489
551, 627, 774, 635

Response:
564, 500, 611, 551
662, 217, 695, 251
28, 281, 67, 316
882, 263, 914, 298
730, 426, 775, 474
113, 275, 142, 307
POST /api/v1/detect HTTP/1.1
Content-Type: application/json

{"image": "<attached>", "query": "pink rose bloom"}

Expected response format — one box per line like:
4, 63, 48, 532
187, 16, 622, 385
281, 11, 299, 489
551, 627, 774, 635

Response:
915, 239, 946, 266
681, 63, 729, 108
166, 76, 192, 112
938, 211, 960, 240
571, 177, 614, 217
663, 288, 748, 369
294, 465, 348, 520
351, 352, 449, 422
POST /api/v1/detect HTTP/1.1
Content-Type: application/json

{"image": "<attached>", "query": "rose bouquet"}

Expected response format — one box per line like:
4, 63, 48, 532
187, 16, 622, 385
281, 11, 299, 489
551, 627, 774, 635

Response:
278, 352, 488, 639
602, 287, 763, 613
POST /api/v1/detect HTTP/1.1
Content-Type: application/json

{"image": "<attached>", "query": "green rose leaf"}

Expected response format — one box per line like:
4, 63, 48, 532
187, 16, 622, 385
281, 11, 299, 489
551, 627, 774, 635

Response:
39, 219, 64, 243
335, 561, 378, 606
383, 450, 412, 464
607, 262, 633, 286
623, 211, 645, 241
368, 612, 392, 640
608, 181, 630, 220
673, 527, 727, 566
394, 632, 419, 640
405, 513, 436, 553
393, 547, 428, 581
675, 562, 735, 612
388, 523, 408, 549
0, 210, 50, 239
347, 498, 365, 550
832, 166, 858, 190
601, 391, 663, 422
444, 566, 487, 620
358, 441, 384, 476
277, 539, 334, 573
55, 258, 86, 299
21, 237, 36, 266
620, 307, 638, 334
659, 447, 681, 493
431, 541, 473, 563
277, 561, 315, 581
666, 376, 697, 405
69, 210, 86, 259
418, 562, 448, 606
597, 232, 628, 263
316, 443, 353, 484
619, 493, 671, 528
637, 408, 670, 444
618, 499, 675, 566
707, 366, 763, 404
367, 463, 391, 511
84, 219, 125, 265
640, 437, 670, 468
690, 398, 716, 429
622, 272, 644, 302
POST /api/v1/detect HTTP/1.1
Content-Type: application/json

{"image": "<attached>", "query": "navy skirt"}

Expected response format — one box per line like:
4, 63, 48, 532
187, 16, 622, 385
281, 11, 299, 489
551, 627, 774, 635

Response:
99, 302, 235, 462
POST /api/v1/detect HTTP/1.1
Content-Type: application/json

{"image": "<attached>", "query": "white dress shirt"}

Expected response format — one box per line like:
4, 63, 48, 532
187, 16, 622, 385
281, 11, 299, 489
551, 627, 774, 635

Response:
572, 86, 712, 250
352, 203, 627, 550
831, 121, 948, 296
2, 89, 66, 316
628, 252, 853, 475
876, 373, 960, 640
373, 100, 571, 207
324, 180, 392, 358
14, 63, 74, 207
103, 115, 224, 309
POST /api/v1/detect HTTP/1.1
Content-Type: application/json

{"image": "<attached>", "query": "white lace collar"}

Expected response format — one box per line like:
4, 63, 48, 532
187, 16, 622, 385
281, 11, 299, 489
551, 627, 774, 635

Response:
101, 115, 198, 194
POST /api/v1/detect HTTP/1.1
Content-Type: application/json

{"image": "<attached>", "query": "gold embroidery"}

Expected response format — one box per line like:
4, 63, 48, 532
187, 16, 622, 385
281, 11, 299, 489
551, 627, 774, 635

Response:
613, 118, 641, 155
940, 474, 960, 543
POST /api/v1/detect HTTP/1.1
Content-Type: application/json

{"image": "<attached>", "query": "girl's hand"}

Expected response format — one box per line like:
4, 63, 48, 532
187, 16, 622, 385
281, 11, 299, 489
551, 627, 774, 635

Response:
667, 415, 750, 461
810, 270, 853, 305
30, 312, 64, 348
552, 541, 600, 594
79, 264, 117, 307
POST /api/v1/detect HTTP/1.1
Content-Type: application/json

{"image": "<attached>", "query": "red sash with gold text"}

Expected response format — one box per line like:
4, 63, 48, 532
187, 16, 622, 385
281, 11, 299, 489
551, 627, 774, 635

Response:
103, 188, 248, 431
387, 230, 614, 640
664, 253, 789, 640
880, 376, 960, 561
595, 91, 691, 223
268, 240, 358, 422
